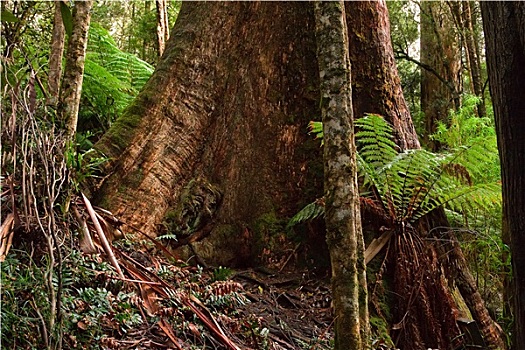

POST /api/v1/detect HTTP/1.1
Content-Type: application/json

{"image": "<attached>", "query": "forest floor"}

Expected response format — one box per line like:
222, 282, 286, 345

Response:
2, 231, 344, 350
64, 239, 336, 350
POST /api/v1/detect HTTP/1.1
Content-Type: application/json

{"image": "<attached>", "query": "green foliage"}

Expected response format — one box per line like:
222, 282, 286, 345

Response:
65, 133, 109, 191
287, 199, 325, 229
289, 114, 501, 227
432, 94, 500, 183
1, 251, 50, 349
59, 2, 73, 37
79, 23, 154, 135
357, 114, 501, 224
431, 97, 507, 324
212, 266, 234, 282
308, 120, 324, 144
0, 246, 145, 349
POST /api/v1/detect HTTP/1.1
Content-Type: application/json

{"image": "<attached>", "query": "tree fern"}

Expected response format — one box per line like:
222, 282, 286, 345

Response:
79, 23, 154, 134
288, 114, 501, 229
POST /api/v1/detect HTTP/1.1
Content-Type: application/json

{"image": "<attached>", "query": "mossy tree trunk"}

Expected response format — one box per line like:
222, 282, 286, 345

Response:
482, 3, 525, 349
314, 2, 367, 349
93, 2, 322, 266
46, 1, 65, 107
58, 0, 93, 142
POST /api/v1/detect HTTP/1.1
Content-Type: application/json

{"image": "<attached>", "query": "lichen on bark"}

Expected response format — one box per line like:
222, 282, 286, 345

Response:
314, 1, 368, 349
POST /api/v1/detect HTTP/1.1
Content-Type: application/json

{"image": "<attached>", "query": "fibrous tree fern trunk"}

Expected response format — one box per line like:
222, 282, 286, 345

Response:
314, 2, 367, 348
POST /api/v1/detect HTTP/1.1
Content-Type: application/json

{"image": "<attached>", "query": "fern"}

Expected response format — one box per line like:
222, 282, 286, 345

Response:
288, 114, 501, 229
79, 23, 154, 133
287, 199, 325, 229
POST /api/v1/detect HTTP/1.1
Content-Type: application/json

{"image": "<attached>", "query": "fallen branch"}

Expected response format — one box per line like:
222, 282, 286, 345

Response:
81, 193, 124, 278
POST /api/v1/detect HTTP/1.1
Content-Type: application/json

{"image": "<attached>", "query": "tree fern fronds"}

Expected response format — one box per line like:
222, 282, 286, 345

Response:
410, 182, 501, 223
287, 198, 325, 229
80, 22, 154, 132
308, 121, 323, 144
356, 114, 398, 169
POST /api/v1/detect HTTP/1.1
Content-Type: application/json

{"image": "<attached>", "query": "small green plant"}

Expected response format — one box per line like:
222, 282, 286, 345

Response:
79, 23, 154, 135
65, 135, 109, 191
212, 266, 233, 282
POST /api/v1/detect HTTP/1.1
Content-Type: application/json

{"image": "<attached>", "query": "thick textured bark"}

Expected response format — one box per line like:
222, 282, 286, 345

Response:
482, 3, 525, 349
58, 0, 92, 141
94, 2, 322, 266
46, 1, 65, 107
314, 2, 366, 349
155, 0, 169, 57
345, 0, 419, 151
420, 1, 462, 150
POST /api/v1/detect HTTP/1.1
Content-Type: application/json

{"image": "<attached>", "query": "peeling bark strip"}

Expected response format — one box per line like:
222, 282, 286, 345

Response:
58, 0, 93, 141
156, 0, 169, 57
314, 2, 366, 349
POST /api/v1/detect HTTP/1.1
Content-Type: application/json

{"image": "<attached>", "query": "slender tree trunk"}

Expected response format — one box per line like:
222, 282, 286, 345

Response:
156, 0, 170, 57
47, 1, 65, 107
58, 0, 93, 142
461, 1, 486, 118
482, 3, 525, 349
141, 1, 151, 61
345, 0, 420, 151
314, 2, 366, 349
420, 1, 462, 150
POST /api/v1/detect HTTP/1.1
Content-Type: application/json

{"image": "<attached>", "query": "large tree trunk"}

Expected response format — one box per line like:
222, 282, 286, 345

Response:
58, 0, 93, 141
345, 0, 419, 151
482, 3, 525, 349
94, 2, 322, 266
420, 1, 462, 150
315, 2, 366, 348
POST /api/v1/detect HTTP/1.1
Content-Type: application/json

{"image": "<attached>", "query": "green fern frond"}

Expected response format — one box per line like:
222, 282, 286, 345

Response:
79, 23, 154, 132
287, 199, 325, 229
292, 114, 501, 229
356, 114, 398, 169
157, 233, 178, 241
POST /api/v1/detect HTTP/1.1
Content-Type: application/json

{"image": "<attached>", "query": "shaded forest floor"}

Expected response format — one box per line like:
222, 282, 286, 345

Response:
3, 234, 342, 350
87, 240, 336, 350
